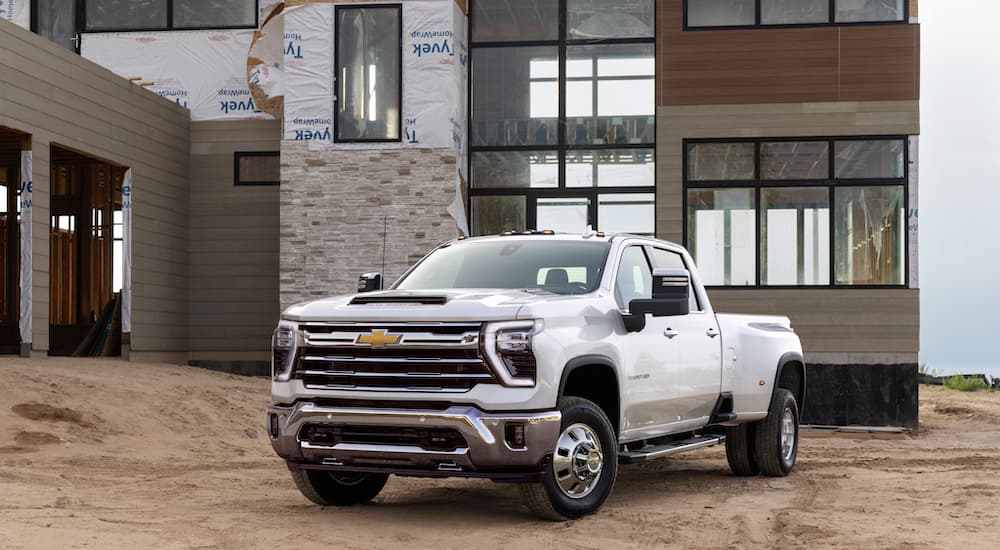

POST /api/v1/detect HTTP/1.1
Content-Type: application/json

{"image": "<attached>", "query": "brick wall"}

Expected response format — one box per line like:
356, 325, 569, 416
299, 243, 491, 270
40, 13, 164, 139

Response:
279, 143, 461, 309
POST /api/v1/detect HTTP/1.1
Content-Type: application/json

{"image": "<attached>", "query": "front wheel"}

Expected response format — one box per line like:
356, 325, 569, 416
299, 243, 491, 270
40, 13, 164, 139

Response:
289, 467, 389, 506
752, 388, 799, 476
519, 397, 618, 521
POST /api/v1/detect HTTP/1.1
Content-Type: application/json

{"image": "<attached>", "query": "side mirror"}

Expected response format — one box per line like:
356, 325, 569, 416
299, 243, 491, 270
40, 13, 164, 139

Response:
357, 272, 382, 293
629, 269, 690, 318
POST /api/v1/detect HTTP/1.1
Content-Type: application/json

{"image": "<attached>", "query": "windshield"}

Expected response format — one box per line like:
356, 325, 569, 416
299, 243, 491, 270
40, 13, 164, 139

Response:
395, 239, 612, 295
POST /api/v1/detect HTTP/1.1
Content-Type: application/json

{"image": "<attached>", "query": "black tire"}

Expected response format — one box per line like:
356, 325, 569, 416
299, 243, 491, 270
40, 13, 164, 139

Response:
519, 397, 618, 521
752, 388, 799, 476
289, 467, 389, 506
725, 422, 759, 476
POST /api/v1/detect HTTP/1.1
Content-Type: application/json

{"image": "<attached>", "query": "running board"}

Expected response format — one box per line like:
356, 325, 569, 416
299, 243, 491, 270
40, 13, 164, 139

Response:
618, 435, 725, 464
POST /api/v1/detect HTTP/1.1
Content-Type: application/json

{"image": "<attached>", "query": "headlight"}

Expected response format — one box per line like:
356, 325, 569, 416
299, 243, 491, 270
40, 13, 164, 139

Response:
483, 320, 543, 387
272, 320, 299, 381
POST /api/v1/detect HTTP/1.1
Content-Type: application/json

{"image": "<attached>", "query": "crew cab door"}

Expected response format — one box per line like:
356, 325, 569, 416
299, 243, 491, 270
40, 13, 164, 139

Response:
646, 246, 722, 423
615, 245, 685, 439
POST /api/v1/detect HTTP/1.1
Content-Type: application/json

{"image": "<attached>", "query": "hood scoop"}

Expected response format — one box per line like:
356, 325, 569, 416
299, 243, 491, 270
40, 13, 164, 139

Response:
349, 293, 450, 306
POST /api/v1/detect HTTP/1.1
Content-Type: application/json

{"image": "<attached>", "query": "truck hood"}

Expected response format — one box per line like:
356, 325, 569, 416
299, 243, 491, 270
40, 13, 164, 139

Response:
282, 289, 589, 323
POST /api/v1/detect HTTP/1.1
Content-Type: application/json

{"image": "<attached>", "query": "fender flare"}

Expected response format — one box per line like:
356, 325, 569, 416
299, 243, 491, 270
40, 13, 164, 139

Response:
557, 354, 619, 399
773, 351, 806, 412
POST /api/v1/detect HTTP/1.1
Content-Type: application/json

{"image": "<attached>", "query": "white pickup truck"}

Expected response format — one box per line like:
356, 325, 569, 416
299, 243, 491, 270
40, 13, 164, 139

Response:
267, 232, 805, 520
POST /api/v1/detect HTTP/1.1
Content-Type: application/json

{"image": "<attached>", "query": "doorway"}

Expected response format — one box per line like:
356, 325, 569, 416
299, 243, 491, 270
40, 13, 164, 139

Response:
49, 145, 123, 356
0, 128, 29, 354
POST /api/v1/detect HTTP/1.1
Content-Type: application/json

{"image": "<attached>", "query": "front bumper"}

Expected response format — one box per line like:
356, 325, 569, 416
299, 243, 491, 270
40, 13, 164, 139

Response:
267, 402, 561, 481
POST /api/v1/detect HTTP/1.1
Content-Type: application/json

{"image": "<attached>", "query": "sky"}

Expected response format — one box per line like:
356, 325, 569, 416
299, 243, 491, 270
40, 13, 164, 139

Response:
919, 1, 1000, 374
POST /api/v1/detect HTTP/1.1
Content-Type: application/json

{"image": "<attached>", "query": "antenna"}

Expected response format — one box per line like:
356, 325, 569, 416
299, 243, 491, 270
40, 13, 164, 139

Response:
381, 216, 388, 276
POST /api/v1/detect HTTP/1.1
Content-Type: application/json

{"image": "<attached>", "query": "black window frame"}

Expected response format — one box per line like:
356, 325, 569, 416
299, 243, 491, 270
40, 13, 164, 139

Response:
682, 0, 909, 31
234, 151, 280, 186
333, 3, 404, 145
42, 0, 262, 35
682, 135, 910, 290
468, 0, 657, 236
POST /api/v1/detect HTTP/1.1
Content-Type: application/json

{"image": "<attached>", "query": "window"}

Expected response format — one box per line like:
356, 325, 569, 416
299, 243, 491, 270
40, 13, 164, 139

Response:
835, 0, 905, 23
395, 239, 611, 294
470, 0, 656, 236
615, 246, 652, 307
83, 0, 257, 31
687, 188, 757, 286
684, 137, 908, 288
761, 0, 829, 25
86, 0, 167, 31
336, 5, 402, 142
234, 152, 279, 186
684, 0, 907, 28
686, 0, 755, 27
173, 0, 257, 29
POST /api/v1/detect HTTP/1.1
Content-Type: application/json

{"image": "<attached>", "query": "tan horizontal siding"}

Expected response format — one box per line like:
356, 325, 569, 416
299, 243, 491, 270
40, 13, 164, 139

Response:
1, 20, 191, 355
189, 120, 280, 354
710, 290, 919, 356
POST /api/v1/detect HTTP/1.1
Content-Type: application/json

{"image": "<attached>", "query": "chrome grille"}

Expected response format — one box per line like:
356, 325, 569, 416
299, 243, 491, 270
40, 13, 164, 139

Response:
295, 323, 493, 392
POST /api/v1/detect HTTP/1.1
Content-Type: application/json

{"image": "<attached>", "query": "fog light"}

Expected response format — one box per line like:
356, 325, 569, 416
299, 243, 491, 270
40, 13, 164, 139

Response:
505, 423, 526, 449
268, 414, 281, 439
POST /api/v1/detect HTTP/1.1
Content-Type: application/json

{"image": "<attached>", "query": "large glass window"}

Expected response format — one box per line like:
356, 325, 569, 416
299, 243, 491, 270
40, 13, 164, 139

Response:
687, 143, 755, 181
83, 0, 257, 31
761, 141, 830, 180
471, 0, 559, 42
684, 137, 907, 288
173, 0, 257, 29
835, 186, 905, 285
336, 6, 401, 142
86, 0, 168, 31
685, 0, 908, 28
686, 188, 757, 286
761, 0, 829, 25
566, 44, 655, 146
761, 187, 830, 285
835, 0, 906, 23
567, 0, 655, 40
835, 139, 905, 179
686, 0, 756, 27
472, 47, 559, 148
470, 0, 655, 237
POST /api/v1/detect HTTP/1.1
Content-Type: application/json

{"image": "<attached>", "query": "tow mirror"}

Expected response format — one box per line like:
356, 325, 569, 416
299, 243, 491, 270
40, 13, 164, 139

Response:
629, 269, 691, 318
357, 272, 382, 293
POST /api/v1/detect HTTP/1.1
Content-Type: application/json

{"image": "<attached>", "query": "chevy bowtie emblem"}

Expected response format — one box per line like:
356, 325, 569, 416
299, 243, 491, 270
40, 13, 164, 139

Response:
357, 330, 403, 348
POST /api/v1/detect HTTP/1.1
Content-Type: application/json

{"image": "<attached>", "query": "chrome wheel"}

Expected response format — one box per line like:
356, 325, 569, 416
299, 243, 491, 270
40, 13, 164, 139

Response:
552, 423, 604, 499
780, 407, 796, 462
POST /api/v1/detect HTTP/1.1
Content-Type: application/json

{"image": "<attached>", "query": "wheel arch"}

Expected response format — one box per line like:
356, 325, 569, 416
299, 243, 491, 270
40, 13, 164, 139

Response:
558, 355, 621, 435
774, 352, 806, 414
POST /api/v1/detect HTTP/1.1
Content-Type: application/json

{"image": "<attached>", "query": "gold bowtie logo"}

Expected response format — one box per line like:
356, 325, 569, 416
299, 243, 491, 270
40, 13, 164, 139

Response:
357, 330, 402, 348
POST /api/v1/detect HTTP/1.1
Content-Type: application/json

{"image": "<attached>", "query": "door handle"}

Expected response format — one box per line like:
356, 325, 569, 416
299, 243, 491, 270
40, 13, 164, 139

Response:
663, 329, 679, 339
706, 328, 719, 338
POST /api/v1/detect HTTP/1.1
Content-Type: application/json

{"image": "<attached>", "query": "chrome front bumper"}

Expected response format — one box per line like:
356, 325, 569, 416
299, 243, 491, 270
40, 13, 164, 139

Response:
267, 402, 561, 479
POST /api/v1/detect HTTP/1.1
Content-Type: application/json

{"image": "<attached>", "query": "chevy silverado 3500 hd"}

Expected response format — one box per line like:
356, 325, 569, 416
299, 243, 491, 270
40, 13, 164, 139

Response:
267, 232, 805, 520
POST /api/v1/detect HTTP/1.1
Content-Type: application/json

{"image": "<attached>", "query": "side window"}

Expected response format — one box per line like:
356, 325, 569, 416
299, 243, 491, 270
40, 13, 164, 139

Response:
646, 247, 703, 312
615, 246, 652, 309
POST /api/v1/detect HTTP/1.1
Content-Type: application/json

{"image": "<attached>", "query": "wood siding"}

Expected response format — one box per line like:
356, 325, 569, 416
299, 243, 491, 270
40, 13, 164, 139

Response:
658, 1, 920, 105
189, 120, 280, 357
0, 20, 191, 354
657, 100, 919, 359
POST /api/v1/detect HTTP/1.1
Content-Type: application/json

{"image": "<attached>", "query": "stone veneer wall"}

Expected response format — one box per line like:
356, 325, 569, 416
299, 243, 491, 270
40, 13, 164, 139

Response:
280, 142, 461, 309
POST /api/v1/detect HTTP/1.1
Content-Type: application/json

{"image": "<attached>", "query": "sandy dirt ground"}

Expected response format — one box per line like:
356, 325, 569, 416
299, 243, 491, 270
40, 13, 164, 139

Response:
1, 358, 998, 549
